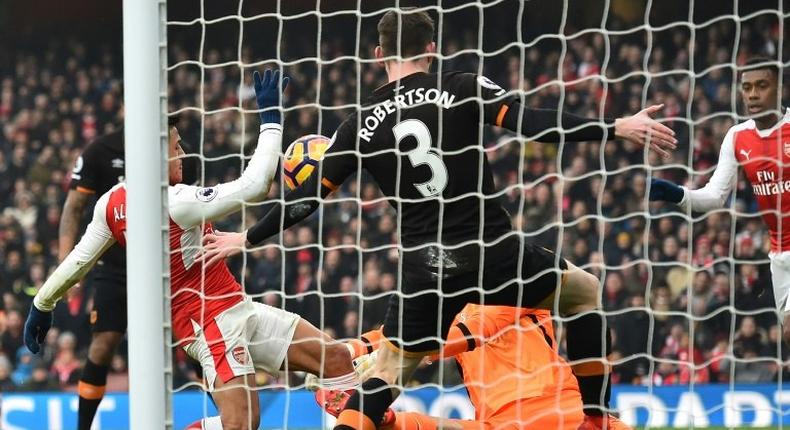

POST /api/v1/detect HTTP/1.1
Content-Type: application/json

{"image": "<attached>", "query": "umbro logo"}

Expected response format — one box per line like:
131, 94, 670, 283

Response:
740, 149, 752, 160
112, 158, 124, 169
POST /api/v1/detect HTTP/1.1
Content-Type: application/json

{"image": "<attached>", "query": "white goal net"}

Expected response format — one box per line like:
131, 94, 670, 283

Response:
163, 0, 789, 428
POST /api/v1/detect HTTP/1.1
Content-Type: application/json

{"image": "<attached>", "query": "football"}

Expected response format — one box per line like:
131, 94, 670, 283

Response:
282, 134, 332, 190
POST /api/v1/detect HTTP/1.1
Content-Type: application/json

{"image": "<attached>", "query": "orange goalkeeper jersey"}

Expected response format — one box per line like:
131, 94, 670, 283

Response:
449, 304, 579, 421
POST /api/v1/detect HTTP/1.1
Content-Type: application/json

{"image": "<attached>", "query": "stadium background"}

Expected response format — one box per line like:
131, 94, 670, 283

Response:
2, 0, 790, 428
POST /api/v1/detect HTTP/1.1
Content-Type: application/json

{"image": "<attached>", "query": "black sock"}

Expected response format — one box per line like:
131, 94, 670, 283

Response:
334, 378, 393, 429
566, 312, 612, 416
78, 359, 109, 430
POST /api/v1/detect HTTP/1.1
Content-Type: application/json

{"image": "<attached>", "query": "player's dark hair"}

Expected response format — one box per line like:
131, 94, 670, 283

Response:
741, 57, 780, 80
168, 114, 181, 128
377, 8, 435, 59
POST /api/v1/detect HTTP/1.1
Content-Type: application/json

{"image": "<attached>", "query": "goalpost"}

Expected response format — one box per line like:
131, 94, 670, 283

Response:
122, 0, 172, 428
119, 0, 788, 428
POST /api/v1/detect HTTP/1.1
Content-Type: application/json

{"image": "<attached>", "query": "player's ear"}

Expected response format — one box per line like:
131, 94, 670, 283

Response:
374, 45, 389, 71
426, 42, 436, 55
424, 42, 436, 69
374, 45, 384, 61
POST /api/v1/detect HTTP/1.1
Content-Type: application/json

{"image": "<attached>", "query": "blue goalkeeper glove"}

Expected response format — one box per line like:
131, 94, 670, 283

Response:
649, 177, 684, 203
254, 69, 289, 124
24, 304, 53, 354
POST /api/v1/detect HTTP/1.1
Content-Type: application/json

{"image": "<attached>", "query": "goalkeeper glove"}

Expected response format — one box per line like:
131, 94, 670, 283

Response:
24, 304, 53, 354
253, 69, 289, 124
649, 177, 684, 203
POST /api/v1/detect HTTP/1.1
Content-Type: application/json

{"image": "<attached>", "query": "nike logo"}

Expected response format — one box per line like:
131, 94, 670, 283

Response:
740, 149, 752, 160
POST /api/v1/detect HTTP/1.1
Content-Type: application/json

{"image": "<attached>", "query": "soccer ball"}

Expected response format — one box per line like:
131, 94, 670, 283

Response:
282, 134, 332, 190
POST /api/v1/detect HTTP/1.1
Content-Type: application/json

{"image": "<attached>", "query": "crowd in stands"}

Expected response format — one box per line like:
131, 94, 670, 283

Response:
0, 6, 788, 392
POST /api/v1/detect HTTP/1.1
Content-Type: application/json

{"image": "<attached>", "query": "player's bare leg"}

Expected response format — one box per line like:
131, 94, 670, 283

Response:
536, 262, 626, 429
78, 331, 123, 430
283, 319, 356, 382
202, 374, 260, 430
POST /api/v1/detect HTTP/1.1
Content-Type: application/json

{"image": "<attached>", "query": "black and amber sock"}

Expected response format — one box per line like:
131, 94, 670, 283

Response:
78, 359, 109, 430
566, 312, 612, 416
334, 378, 393, 430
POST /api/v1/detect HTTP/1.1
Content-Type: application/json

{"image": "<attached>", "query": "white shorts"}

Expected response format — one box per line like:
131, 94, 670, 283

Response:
770, 251, 790, 315
183, 299, 299, 390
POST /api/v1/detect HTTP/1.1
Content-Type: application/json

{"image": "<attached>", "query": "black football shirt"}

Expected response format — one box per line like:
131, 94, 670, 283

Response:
320, 71, 518, 247
69, 129, 126, 272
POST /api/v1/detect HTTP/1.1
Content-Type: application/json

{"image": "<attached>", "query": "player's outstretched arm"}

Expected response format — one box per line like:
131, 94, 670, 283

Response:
169, 69, 288, 228
499, 103, 677, 158
198, 168, 329, 266
649, 128, 737, 211
25, 192, 116, 353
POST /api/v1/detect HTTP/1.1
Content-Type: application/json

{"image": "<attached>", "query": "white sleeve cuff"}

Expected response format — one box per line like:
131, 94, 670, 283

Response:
260, 123, 283, 133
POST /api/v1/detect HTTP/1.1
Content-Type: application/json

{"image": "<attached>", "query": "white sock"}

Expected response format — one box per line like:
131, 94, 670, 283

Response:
201, 416, 223, 430
320, 371, 360, 390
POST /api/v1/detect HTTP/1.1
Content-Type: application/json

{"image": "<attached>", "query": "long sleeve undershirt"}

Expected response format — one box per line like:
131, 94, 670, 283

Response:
678, 127, 738, 211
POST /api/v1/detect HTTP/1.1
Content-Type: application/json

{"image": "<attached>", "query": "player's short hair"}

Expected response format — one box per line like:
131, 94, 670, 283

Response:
741, 57, 780, 80
168, 114, 181, 128
377, 7, 435, 59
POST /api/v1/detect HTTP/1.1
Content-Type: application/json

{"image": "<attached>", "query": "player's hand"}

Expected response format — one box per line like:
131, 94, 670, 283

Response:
614, 104, 677, 159
253, 69, 290, 124
24, 304, 53, 354
198, 230, 248, 267
649, 177, 684, 203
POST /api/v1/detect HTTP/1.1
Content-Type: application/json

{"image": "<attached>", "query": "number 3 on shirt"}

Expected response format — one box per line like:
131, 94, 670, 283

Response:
393, 119, 448, 197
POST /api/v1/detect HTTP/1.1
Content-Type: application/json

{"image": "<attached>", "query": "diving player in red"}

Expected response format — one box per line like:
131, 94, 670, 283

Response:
23, 70, 359, 430
319, 305, 631, 430
650, 57, 790, 344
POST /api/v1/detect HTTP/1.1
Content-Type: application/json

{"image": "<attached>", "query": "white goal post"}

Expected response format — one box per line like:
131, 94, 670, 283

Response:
122, 0, 172, 428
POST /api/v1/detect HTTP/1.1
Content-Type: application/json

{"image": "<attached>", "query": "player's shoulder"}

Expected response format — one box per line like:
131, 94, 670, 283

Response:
83, 128, 124, 153
94, 183, 126, 214
168, 183, 192, 198
105, 183, 127, 202
440, 70, 472, 82
168, 182, 220, 203
729, 119, 757, 134
439, 71, 504, 96
722, 119, 758, 147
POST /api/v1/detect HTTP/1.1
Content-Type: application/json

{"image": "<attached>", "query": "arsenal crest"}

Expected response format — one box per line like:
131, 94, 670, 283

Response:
784, 142, 790, 158
231, 346, 249, 365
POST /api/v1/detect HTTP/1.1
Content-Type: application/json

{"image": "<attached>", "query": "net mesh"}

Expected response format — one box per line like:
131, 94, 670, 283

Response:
164, 0, 790, 428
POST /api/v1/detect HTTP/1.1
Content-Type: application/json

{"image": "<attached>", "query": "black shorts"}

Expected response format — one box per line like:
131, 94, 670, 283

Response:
382, 234, 567, 353
86, 267, 127, 333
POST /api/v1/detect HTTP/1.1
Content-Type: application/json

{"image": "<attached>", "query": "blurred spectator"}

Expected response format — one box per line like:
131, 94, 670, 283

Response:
106, 355, 129, 392
20, 363, 60, 392
1, 310, 24, 365
733, 316, 769, 357
0, 355, 16, 392
51, 331, 81, 387
1, 6, 787, 390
